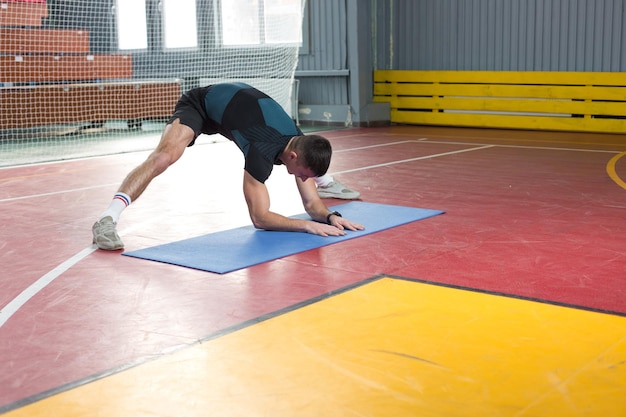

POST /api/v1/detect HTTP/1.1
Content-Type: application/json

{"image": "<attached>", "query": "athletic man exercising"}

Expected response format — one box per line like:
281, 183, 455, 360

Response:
92, 82, 364, 250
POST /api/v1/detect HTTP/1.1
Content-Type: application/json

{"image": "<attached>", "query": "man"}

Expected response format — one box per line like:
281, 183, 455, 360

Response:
92, 82, 364, 250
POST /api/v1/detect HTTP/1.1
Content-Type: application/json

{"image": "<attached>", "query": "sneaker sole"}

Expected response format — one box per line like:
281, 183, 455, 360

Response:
92, 238, 124, 251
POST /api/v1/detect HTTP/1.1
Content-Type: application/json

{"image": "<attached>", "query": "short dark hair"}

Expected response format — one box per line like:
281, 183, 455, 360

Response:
290, 135, 332, 176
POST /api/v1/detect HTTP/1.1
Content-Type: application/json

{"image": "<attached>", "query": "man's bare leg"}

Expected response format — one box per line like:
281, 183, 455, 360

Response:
120, 119, 196, 200
92, 120, 196, 250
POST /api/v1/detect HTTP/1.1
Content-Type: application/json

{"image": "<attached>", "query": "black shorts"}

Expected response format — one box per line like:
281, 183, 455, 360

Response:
167, 86, 223, 146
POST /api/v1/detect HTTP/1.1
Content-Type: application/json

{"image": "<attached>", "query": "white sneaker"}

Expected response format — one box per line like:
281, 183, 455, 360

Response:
92, 216, 124, 250
317, 180, 361, 199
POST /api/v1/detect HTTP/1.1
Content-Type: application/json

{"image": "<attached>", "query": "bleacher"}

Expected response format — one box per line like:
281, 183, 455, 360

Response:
0, 0, 181, 130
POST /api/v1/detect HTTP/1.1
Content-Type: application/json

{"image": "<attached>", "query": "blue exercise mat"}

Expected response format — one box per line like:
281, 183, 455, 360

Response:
123, 202, 444, 274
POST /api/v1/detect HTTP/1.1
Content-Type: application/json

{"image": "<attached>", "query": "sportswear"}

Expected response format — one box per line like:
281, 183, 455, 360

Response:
168, 83, 302, 183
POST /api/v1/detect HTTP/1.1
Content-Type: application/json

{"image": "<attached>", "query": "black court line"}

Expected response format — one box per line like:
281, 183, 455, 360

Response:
0, 275, 383, 414
386, 274, 626, 319
2, 272, 624, 414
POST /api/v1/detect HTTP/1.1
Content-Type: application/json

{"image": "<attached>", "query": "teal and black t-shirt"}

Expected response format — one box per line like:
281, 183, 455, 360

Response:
204, 83, 302, 183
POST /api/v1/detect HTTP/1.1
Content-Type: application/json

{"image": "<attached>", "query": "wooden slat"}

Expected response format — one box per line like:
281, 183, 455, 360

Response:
0, 28, 90, 54
389, 110, 626, 134
374, 83, 626, 102
0, 1, 48, 27
91, 55, 134, 79
0, 81, 181, 129
0, 55, 133, 82
374, 70, 626, 134
386, 97, 626, 117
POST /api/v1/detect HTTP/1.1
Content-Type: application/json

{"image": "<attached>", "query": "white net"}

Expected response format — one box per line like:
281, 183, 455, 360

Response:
0, 0, 305, 167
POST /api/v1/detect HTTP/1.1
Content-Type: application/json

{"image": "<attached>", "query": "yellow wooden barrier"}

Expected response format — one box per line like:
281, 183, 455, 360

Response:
373, 70, 626, 133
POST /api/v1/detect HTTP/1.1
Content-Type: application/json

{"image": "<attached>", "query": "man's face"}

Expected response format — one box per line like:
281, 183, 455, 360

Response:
285, 157, 316, 182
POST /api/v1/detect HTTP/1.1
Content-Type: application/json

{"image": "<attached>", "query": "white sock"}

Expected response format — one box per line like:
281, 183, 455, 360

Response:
99, 192, 131, 223
314, 174, 334, 187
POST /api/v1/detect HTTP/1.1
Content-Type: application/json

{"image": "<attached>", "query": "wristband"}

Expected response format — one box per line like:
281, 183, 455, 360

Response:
326, 211, 342, 224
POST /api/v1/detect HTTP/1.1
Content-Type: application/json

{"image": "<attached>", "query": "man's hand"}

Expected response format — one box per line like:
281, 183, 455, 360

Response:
305, 218, 365, 237
305, 221, 349, 236
327, 214, 364, 232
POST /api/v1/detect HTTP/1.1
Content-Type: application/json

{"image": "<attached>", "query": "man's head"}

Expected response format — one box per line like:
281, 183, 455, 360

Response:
286, 135, 332, 179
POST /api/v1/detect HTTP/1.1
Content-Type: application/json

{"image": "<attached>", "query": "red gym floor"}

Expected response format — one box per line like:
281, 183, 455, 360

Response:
1, 125, 625, 416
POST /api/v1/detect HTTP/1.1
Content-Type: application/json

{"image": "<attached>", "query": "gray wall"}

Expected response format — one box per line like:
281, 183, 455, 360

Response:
296, 0, 386, 125
372, 0, 626, 71
297, 0, 349, 106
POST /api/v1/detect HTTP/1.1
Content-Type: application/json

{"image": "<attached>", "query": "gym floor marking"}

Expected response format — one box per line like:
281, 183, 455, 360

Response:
5, 276, 625, 416
2, 137, 602, 331
607, 151, 626, 190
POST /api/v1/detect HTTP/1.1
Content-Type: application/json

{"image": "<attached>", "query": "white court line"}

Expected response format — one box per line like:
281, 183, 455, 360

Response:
333, 140, 418, 152
0, 246, 97, 328
431, 140, 620, 154
334, 138, 620, 155
0, 139, 617, 327
0, 220, 149, 329
1, 143, 491, 328
2, 140, 618, 204
0, 183, 119, 203
333, 144, 495, 175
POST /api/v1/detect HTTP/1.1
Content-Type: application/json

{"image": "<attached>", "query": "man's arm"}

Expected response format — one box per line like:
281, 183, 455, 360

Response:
295, 176, 364, 232
242, 171, 351, 236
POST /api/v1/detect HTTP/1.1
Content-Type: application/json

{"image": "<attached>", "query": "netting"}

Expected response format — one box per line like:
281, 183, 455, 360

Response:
0, 0, 305, 167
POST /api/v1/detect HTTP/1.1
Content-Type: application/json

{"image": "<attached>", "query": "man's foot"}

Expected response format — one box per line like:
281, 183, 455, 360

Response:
92, 216, 124, 250
317, 180, 361, 199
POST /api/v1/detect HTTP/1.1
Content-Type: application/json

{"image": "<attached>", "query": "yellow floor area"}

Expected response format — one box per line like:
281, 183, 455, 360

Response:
7, 277, 626, 417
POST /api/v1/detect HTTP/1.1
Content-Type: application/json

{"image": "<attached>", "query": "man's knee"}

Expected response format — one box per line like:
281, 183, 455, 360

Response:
147, 121, 193, 174
149, 150, 177, 175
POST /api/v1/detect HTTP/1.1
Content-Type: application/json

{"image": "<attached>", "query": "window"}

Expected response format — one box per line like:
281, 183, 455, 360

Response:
116, 0, 148, 50
162, 0, 198, 49
219, 0, 304, 46
116, 0, 197, 51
